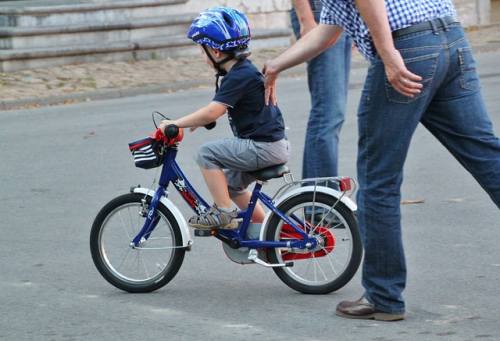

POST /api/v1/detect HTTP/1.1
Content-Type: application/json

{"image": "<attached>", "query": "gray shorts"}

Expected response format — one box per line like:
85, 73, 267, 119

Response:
196, 138, 291, 197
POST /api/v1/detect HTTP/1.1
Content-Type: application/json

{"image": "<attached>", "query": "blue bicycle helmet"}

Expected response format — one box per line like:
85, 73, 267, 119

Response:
187, 6, 251, 52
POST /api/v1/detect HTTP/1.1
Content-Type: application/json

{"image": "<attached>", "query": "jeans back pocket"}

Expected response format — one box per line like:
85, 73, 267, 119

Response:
385, 52, 440, 104
458, 47, 480, 92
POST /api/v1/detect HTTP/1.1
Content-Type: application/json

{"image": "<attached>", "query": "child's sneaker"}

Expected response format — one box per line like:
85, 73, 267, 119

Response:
188, 204, 239, 230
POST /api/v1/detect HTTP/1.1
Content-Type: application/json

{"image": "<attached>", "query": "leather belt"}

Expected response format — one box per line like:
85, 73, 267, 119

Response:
392, 16, 458, 39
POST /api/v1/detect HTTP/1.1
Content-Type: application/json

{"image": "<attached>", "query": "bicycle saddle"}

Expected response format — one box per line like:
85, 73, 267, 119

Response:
248, 164, 290, 181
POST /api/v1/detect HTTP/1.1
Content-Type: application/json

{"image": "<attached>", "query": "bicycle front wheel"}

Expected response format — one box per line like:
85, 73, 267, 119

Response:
265, 192, 362, 294
90, 193, 185, 293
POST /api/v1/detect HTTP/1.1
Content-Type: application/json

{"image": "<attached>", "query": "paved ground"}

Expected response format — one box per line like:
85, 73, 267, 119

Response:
1, 50, 499, 340
1, 25, 500, 110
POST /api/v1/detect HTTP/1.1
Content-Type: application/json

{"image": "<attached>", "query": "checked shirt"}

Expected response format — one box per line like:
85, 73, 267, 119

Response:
319, 0, 457, 60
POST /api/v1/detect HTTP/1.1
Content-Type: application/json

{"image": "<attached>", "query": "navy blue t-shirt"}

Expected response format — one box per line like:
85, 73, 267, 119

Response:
213, 59, 285, 142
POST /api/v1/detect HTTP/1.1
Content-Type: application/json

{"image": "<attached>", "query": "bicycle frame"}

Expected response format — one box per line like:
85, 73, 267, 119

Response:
131, 146, 318, 250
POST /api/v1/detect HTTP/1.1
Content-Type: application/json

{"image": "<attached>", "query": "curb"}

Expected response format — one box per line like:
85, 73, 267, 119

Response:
1, 45, 499, 111
0, 79, 201, 110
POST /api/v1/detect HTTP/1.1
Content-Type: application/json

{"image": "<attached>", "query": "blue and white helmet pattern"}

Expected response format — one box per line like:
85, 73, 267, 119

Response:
187, 7, 251, 51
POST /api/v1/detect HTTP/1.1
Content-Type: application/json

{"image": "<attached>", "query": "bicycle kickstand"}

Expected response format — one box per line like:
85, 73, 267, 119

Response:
247, 249, 294, 268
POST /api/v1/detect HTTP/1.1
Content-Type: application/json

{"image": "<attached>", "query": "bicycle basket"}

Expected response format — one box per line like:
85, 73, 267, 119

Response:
128, 137, 163, 169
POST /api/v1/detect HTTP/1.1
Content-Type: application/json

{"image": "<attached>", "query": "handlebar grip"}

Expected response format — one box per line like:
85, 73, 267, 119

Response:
204, 122, 216, 130
164, 124, 179, 138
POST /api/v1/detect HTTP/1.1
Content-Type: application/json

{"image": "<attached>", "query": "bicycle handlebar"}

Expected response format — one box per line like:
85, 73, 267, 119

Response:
205, 122, 216, 130
163, 122, 216, 138
163, 124, 180, 139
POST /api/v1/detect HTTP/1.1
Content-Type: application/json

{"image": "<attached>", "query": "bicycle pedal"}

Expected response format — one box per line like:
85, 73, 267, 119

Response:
193, 229, 216, 237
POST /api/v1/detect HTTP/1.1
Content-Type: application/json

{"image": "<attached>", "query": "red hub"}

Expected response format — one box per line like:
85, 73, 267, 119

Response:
280, 223, 336, 261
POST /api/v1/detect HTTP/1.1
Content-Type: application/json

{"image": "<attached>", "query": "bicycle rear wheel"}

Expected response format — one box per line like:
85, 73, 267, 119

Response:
90, 193, 185, 292
265, 192, 362, 294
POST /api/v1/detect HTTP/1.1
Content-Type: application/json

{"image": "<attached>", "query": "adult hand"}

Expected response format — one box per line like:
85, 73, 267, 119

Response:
383, 49, 423, 97
263, 60, 279, 106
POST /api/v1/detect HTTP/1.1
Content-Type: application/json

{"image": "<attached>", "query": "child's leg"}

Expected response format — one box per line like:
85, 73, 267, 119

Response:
232, 191, 265, 223
189, 166, 238, 229
200, 167, 232, 209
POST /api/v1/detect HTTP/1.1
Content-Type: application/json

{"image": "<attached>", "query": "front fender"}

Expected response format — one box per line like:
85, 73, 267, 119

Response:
259, 186, 357, 241
132, 187, 193, 248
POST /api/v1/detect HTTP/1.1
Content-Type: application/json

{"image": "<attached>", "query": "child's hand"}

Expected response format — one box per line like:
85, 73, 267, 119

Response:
159, 119, 177, 133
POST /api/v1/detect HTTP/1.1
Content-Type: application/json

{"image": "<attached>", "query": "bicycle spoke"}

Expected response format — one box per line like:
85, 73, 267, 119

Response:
127, 206, 138, 237
118, 211, 132, 240
138, 251, 151, 279
318, 244, 339, 276
309, 200, 344, 235
312, 254, 328, 281
302, 256, 313, 279
313, 258, 317, 282
116, 247, 133, 272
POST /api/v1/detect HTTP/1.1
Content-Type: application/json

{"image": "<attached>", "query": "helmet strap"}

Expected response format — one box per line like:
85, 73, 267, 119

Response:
202, 45, 235, 92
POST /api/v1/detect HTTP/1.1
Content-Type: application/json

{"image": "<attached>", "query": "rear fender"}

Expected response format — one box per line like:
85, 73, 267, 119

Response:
259, 186, 357, 241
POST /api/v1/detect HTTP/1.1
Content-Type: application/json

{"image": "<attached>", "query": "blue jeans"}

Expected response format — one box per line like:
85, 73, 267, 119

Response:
357, 23, 500, 313
290, 10, 351, 178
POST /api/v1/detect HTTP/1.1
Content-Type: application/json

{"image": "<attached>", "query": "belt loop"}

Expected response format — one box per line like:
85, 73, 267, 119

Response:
438, 17, 449, 32
429, 19, 438, 35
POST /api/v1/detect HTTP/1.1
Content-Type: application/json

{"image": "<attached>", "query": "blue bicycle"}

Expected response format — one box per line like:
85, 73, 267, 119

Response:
90, 123, 362, 294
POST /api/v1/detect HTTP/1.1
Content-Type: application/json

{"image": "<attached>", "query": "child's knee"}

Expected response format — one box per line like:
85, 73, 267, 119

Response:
196, 143, 219, 169
228, 185, 246, 198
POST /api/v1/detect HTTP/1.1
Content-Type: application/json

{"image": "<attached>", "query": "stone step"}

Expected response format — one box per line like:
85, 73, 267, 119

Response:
0, 28, 292, 72
0, 0, 189, 27
0, 14, 196, 49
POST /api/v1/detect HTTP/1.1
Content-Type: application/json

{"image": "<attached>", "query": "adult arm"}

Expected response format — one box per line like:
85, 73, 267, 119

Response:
263, 24, 342, 105
353, 0, 422, 97
292, 0, 317, 36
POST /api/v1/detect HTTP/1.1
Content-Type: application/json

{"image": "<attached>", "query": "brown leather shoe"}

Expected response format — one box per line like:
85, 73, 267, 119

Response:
336, 297, 405, 321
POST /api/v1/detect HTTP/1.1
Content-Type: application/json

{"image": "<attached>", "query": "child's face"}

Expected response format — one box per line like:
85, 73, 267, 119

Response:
200, 46, 224, 69
200, 46, 213, 67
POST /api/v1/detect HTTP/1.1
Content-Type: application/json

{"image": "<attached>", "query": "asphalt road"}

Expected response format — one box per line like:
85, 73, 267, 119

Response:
1, 52, 499, 341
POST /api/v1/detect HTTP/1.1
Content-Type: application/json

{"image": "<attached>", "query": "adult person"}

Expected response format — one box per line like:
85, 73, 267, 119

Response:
264, 0, 500, 321
290, 1, 351, 180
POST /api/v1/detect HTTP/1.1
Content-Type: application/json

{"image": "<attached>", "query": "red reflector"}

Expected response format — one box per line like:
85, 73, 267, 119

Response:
339, 177, 352, 192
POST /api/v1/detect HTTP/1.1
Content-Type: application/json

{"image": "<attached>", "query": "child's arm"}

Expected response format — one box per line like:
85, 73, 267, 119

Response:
159, 102, 227, 130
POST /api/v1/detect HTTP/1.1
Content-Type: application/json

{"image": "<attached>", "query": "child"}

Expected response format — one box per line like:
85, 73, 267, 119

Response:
159, 7, 290, 230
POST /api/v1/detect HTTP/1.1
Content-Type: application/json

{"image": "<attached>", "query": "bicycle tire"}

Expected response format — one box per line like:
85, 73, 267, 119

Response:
90, 193, 185, 293
265, 192, 362, 294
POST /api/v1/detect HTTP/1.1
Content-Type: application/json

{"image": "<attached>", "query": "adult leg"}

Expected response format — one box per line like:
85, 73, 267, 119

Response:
302, 34, 351, 178
291, 8, 351, 178
355, 68, 418, 314
421, 35, 500, 206
354, 44, 445, 313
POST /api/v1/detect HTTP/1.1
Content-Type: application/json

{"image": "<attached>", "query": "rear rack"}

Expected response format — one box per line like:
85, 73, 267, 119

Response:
273, 174, 358, 201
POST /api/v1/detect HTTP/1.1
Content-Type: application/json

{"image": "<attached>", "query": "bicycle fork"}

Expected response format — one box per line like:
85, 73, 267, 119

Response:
130, 188, 164, 248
